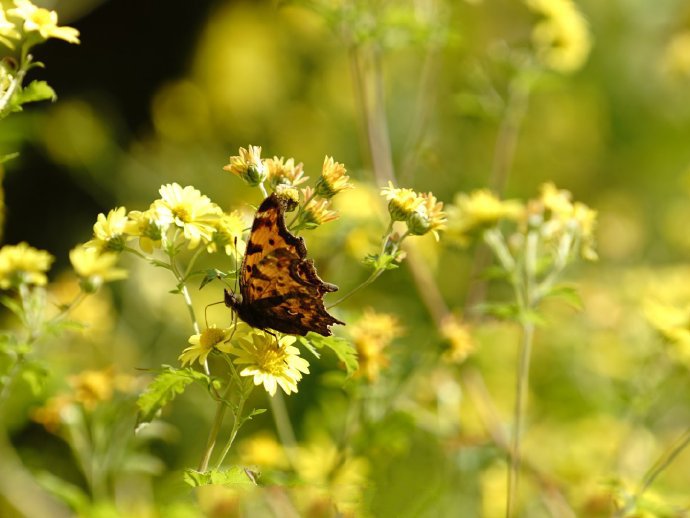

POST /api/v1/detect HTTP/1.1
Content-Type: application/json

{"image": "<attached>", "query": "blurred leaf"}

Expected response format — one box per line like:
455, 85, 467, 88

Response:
13, 81, 57, 107
199, 268, 227, 290
0, 152, 18, 164
35, 470, 90, 513
297, 335, 321, 359
480, 265, 511, 281
183, 466, 256, 487
363, 253, 399, 271
542, 283, 583, 310
20, 360, 48, 395
136, 366, 210, 430
303, 334, 358, 375
0, 294, 24, 319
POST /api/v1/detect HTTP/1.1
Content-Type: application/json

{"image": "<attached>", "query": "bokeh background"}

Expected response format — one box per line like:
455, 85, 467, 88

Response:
3, 0, 690, 516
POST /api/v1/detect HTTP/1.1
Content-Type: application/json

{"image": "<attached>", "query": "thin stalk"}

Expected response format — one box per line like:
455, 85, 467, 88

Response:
638, 426, 690, 500
198, 380, 233, 472
269, 391, 298, 466
214, 381, 251, 469
506, 319, 535, 518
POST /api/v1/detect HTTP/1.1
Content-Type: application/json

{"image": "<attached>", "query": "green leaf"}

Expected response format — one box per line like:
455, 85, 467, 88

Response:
20, 361, 48, 395
15, 80, 56, 105
35, 471, 91, 513
543, 283, 583, 310
363, 253, 399, 271
297, 336, 321, 359
248, 407, 266, 418
0, 295, 23, 319
199, 269, 227, 290
136, 366, 210, 430
303, 334, 358, 376
479, 265, 511, 281
183, 466, 257, 487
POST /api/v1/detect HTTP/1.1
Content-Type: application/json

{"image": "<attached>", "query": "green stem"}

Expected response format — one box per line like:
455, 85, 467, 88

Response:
198, 380, 233, 472
214, 380, 252, 470
638, 426, 690, 500
269, 391, 298, 466
288, 189, 317, 230
506, 319, 535, 518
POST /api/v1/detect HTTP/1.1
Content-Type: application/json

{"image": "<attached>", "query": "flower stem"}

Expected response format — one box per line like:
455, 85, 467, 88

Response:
269, 391, 298, 465
214, 381, 251, 470
198, 380, 233, 472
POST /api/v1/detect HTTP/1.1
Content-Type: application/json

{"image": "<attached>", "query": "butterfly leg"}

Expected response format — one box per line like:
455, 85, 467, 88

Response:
265, 329, 280, 346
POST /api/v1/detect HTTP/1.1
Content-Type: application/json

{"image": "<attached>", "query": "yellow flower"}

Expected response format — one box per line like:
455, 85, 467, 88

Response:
153, 183, 222, 249
0, 6, 19, 48
662, 31, 690, 80
85, 207, 131, 252
448, 189, 524, 244
407, 191, 447, 240
301, 186, 338, 227
69, 245, 127, 292
179, 325, 233, 367
227, 330, 310, 396
8, 0, 79, 44
315, 156, 353, 198
223, 145, 266, 187
540, 182, 573, 218
69, 367, 116, 410
440, 315, 476, 364
350, 308, 403, 382
526, 0, 591, 74
380, 181, 424, 221
0, 242, 53, 289
264, 156, 308, 189
31, 394, 74, 433
238, 432, 290, 469
207, 211, 247, 257
126, 208, 165, 253
573, 201, 598, 260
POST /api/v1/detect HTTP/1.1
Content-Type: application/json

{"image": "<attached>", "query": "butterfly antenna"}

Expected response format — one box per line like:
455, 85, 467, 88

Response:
204, 300, 225, 328
233, 236, 240, 294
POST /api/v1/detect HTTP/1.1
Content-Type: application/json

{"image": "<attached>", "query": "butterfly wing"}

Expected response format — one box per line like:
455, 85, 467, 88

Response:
238, 193, 344, 336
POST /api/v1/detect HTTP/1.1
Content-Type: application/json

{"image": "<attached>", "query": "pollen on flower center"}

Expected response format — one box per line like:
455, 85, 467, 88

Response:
200, 327, 227, 349
257, 345, 288, 374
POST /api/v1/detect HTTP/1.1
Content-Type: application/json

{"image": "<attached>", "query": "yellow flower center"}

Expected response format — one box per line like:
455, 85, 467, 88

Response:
255, 344, 287, 374
200, 327, 226, 349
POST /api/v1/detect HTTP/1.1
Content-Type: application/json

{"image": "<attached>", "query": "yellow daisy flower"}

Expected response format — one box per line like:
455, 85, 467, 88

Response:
207, 211, 247, 257
126, 208, 165, 253
8, 0, 80, 44
153, 183, 222, 249
69, 245, 127, 292
0, 242, 54, 289
301, 186, 338, 227
227, 330, 310, 396
406, 191, 447, 240
264, 156, 308, 189
223, 145, 266, 187
315, 156, 353, 198
85, 206, 131, 252
68, 367, 115, 411
179, 325, 234, 367
440, 315, 476, 364
380, 181, 424, 222
448, 189, 524, 245
350, 308, 403, 383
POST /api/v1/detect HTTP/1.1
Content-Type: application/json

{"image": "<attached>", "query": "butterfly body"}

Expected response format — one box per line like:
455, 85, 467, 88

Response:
225, 193, 344, 336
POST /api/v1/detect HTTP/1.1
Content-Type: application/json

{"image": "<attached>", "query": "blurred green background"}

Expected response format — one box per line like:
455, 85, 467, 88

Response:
3, 0, 690, 516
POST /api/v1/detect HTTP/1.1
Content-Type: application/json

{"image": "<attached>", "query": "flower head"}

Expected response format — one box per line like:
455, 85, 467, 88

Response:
0, 6, 19, 48
69, 367, 115, 410
223, 145, 266, 187
350, 308, 403, 382
238, 432, 290, 469
315, 156, 353, 198
0, 242, 53, 289
264, 156, 308, 189
380, 182, 424, 222
85, 207, 131, 253
126, 208, 165, 253
526, 0, 591, 73
300, 186, 339, 228
227, 330, 310, 396
153, 183, 222, 249
448, 189, 524, 245
406, 191, 447, 240
8, 0, 79, 44
179, 325, 234, 367
207, 211, 247, 257
440, 315, 476, 364
70, 245, 127, 292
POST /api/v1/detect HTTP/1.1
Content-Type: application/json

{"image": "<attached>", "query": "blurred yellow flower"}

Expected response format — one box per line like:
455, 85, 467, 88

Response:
227, 330, 309, 396
662, 30, 690, 80
207, 211, 247, 257
223, 145, 266, 187
301, 186, 338, 227
31, 394, 74, 433
69, 367, 115, 410
70, 245, 127, 291
264, 156, 308, 189
315, 156, 353, 198
238, 432, 289, 469
350, 308, 403, 382
179, 325, 233, 367
8, 0, 79, 44
448, 189, 524, 244
85, 207, 131, 252
126, 208, 164, 253
380, 181, 424, 222
153, 183, 222, 249
0, 242, 53, 289
0, 6, 19, 48
440, 315, 476, 364
526, 0, 591, 74
644, 299, 690, 364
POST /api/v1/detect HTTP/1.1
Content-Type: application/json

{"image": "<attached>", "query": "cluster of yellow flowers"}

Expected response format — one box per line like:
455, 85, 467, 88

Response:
224, 145, 353, 228
349, 308, 403, 382
380, 182, 447, 240
0, 0, 79, 48
181, 322, 310, 397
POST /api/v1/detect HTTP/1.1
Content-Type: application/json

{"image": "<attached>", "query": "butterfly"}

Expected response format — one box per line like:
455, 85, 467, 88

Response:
224, 193, 345, 336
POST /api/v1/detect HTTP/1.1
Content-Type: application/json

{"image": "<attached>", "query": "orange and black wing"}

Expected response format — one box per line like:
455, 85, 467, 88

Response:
237, 193, 344, 336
